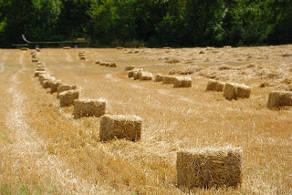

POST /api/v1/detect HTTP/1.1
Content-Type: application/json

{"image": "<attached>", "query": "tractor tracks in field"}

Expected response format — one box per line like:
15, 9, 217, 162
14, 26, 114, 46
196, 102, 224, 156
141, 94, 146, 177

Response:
4, 51, 109, 195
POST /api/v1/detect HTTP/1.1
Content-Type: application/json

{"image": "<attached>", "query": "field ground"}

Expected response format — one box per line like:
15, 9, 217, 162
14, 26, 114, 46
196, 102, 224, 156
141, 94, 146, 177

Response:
0, 46, 291, 194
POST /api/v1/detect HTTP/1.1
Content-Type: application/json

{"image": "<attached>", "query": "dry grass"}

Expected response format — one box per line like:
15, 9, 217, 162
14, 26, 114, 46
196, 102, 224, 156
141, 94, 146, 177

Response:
0, 46, 292, 194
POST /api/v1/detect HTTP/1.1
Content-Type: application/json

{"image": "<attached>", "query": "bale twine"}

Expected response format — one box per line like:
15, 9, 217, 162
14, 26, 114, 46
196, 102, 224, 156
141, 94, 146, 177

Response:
174, 77, 192, 88
154, 74, 163, 82
223, 83, 251, 100
139, 71, 153, 80
57, 84, 77, 98
267, 91, 292, 108
125, 66, 135, 71
73, 98, 106, 119
206, 79, 225, 92
177, 146, 242, 189
162, 75, 177, 84
34, 70, 46, 77
100, 114, 142, 142
59, 89, 80, 107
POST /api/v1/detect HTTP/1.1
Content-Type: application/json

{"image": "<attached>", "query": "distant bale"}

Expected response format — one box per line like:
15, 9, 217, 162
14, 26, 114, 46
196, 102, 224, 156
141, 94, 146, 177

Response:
36, 66, 45, 71
100, 114, 142, 142
34, 70, 46, 77
223, 83, 251, 100
174, 77, 192, 88
125, 65, 135, 71
59, 89, 79, 107
42, 77, 56, 89
95, 60, 100, 64
139, 71, 153, 80
267, 91, 292, 108
128, 68, 143, 78
80, 56, 86, 60
177, 147, 242, 189
57, 84, 77, 98
133, 69, 143, 80
32, 58, 38, 63
73, 98, 106, 119
20, 47, 28, 51
63, 46, 71, 49
50, 80, 62, 94
162, 75, 177, 84
206, 79, 225, 92
154, 74, 163, 82
36, 48, 41, 52
109, 63, 117, 68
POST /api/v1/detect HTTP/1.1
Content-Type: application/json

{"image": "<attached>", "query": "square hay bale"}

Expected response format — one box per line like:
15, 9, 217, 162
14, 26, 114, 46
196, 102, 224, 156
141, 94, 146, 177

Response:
154, 74, 163, 82
36, 66, 45, 71
133, 70, 143, 80
73, 98, 106, 119
50, 80, 62, 94
34, 70, 46, 77
162, 75, 177, 84
63, 46, 71, 49
39, 74, 51, 85
20, 47, 28, 51
177, 146, 242, 189
80, 56, 86, 60
206, 79, 225, 92
59, 89, 79, 107
139, 71, 153, 80
57, 84, 77, 98
174, 77, 192, 88
95, 60, 100, 64
125, 65, 135, 71
100, 114, 142, 142
109, 63, 117, 68
223, 83, 251, 100
32, 58, 38, 63
267, 91, 292, 108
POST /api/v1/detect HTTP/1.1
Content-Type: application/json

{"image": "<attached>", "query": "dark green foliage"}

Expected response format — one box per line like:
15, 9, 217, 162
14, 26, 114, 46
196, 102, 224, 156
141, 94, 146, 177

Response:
0, 0, 291, 47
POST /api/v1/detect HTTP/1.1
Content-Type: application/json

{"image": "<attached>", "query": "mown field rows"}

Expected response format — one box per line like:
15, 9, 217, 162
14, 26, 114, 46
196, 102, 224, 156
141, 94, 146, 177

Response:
0, 46, 292, 194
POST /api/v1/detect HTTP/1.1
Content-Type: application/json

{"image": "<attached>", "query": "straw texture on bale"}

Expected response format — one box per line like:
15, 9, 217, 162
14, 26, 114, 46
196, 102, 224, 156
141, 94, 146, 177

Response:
267, 91, 292, 108
100, 114, 142, 142
206, 79, 225, 92
154, 74, 163, 82
223, 83, 251, 100
177, 146, 242, 189
162, 75, 177, 84
59, 89, 79, 107
73, 98, 106, 119
57, 84, 77, 98
139, 71, 153, 80
174, 77, 192, 88
34, 71, 46, 77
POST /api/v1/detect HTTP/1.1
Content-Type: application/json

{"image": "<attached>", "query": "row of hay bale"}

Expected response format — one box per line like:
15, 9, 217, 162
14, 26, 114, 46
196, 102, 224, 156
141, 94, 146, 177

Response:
96, 60, 117, 68
127, 67, 192, 88
79, 51, 86, 60
206, 79, 292, 108
31, 50, 40, 63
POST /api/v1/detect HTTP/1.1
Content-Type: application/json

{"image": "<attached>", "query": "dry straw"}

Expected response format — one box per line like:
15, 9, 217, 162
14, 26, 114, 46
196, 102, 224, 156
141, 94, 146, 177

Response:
50, 80, 62, 94
223, 82, 251, 100
162, 75, 177, 84
206, 79, 225, 92
154, 74, 163, 82
59, 89, 80, 107
139, 71, 153, 80
57, 84, 77, 98
267, 91, 292, 108
99, 114, 142, 142
73, 98, 106, 119
34, 70, 46, 77
177, 146, 242, 190
173, 76, 192, 88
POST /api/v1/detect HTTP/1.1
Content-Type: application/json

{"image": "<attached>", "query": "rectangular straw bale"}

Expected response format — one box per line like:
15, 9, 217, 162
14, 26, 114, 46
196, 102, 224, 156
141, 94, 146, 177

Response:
59, 89, 79, 107
57, 84, 77, 98
154, 74, 163, 82
133, 70, 143, 80
73, 98, 106, 119
223, 83, 251, 100
267, 91, 292, 108
34, 70, 46, 77
174, 77, 192, 88
109, 63, 117, 68
80, 56, 86, 60
42, 77, 56, 89
100, 114, 142, 141
50, 80, 62, 93
125, 66, 135, 71
177, 146, 242, 189
206, 79, 225, 92
139, 71, 153, 80
162, 75, 177, 84
32, 58, 38, 63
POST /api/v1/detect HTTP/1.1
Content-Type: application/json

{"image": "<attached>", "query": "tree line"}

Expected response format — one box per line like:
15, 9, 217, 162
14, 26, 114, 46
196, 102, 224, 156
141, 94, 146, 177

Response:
0, 0, 291, 48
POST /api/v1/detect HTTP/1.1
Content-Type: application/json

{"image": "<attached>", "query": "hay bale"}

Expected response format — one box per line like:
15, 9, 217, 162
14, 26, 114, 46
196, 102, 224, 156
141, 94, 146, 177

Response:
133, 69, 143, 80
139, 71, 153, 80
100, 114, 142, 141
162, 75, 177, 84
73, 98, 106, 119
109, 63, 117, 68
223, 83, 251, 100
36, 66, 45, 71
206, 79, 225, 92
154, 74, 163, 82
80, 56, 86, 60
42, 76, 56, 89
177, 147, 242, 189
267, 91, 292, 108
128, 70, 134, 78
125, 66, 135, 71
128, 68, 143, 78
50, 80, 62, 94
57, 84, 77, 98
20, 47, 28, 51
63, 46, 71, 49
32, 58, 38, 63
34, 70, 46, 77
59, 89, 79, 107
95, 61, 100, 64
174, 77, 192, 88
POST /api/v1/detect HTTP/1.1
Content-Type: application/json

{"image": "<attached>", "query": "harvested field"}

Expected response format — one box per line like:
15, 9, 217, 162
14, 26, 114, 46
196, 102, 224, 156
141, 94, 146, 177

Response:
0, 46, 292, 194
